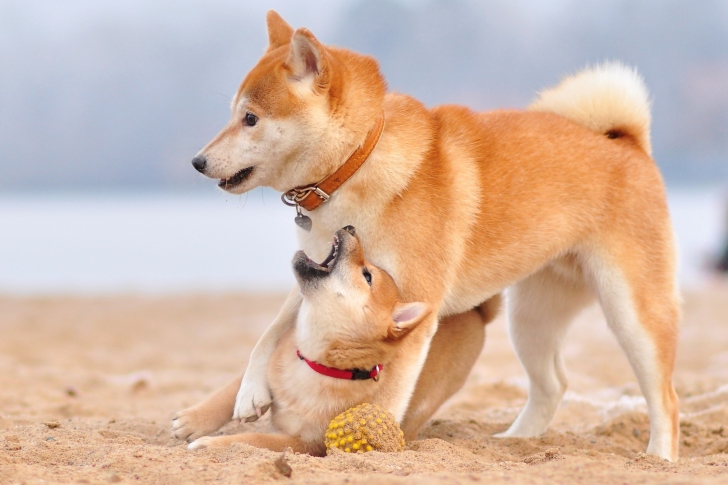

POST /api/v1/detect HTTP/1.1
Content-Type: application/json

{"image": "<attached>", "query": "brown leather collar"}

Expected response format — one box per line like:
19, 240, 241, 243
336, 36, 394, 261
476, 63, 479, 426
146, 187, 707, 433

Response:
282, 112, 385, 212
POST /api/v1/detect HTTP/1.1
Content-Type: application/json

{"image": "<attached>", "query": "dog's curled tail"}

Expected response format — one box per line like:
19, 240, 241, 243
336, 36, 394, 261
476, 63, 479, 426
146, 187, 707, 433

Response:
529, 62, 652, 156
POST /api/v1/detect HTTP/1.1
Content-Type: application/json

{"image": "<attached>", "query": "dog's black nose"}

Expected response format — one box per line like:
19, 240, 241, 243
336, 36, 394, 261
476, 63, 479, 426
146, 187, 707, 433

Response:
343, 225, 356, 236
191, 155, 207, 173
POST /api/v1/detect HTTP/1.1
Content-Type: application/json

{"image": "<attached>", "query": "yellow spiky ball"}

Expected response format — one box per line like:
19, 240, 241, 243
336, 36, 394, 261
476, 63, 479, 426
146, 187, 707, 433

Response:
324, 403, 405, 454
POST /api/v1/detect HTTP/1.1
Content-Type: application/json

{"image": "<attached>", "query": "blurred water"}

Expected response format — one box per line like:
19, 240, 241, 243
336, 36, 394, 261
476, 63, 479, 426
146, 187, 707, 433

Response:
668, 187, 726, 286
0, 191, 298, 294
0, 187, 725, 294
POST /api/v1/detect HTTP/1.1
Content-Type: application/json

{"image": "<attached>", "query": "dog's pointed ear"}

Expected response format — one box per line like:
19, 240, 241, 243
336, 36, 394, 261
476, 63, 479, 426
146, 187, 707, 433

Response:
266, 10, 294, 52
286, 28, 329, 91
388, 302, 431, 340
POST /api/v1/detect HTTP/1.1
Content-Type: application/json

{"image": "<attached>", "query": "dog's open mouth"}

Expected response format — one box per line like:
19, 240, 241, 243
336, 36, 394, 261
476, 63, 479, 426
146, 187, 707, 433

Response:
293, 235, 340, 280
218, 166, 255, 190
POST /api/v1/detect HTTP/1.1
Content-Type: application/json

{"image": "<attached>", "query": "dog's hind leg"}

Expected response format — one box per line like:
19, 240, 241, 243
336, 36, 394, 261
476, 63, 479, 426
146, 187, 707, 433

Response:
496, 261, 593, 438
585, 245, 680, 461
188, 432, 322, 455
401, 294, 501, 439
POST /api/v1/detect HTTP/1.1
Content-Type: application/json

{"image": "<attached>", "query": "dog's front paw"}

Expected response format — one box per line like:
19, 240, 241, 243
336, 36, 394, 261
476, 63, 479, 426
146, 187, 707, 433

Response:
172, 406, 227, 443
233, 379, 272, 422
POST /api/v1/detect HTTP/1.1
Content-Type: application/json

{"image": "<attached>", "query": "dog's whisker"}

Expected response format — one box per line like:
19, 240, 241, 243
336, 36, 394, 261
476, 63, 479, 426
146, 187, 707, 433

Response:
212, 91, 232, 101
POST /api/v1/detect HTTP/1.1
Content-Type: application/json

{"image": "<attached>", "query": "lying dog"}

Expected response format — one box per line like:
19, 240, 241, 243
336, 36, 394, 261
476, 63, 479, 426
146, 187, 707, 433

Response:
187, 226, 433, 454
175, 11, 680, 460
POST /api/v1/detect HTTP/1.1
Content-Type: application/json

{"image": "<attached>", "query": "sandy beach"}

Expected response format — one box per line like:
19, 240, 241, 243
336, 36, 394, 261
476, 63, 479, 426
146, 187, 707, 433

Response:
1, 285, 727, 484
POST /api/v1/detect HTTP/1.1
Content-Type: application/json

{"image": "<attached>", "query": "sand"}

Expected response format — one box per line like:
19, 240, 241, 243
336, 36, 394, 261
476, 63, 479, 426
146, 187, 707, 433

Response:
1, 285, 727, 484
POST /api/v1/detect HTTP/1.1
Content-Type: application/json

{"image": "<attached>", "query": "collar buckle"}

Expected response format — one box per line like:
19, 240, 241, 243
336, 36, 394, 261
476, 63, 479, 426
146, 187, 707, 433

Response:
281, 185, 330, 207
372, 365, 381, 382
311, 186, 330, 202
350, 369, 373, 380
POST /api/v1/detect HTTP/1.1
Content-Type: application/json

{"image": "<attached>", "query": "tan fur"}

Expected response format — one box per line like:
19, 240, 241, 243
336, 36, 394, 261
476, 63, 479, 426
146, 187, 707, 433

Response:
172, 300, 495, 445
187, 229, 433, 455
530, 62, 652, 155
400, 303, 493, 439
175, 11, 680, 461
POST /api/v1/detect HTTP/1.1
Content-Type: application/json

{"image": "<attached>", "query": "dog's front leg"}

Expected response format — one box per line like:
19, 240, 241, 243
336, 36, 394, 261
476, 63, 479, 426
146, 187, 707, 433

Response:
172, 287, 302, 441
233, 286, 302, 422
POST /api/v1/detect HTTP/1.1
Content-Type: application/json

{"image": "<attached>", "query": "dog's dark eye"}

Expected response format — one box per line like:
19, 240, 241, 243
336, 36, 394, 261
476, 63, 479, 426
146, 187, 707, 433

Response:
363, 268, 372, 286
244, 112, 258, 127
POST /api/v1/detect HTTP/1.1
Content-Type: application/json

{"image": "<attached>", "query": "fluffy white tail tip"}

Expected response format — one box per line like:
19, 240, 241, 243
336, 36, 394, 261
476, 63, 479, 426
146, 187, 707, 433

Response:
530, 62, 652, 156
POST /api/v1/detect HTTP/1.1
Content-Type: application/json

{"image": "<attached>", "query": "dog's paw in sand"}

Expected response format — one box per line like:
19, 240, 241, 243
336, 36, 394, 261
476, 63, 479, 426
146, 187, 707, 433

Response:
187, 436, 215, 450
233, 378, 272, 422
493, 428, 537, 439
187, 435, 247, 451
493, 418, 546, 439
172, 407, 229, 443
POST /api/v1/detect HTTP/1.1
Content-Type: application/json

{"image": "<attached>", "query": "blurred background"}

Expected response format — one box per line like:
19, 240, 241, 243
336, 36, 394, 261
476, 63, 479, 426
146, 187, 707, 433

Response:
1, 0, 727, 293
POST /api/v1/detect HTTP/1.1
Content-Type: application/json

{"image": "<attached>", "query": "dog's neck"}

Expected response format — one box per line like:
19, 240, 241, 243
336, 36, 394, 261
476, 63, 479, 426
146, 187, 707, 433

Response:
296, 349, 382, 382
283, 95, 436, 234
282, 112, 386, 214
291, 308, 388, 382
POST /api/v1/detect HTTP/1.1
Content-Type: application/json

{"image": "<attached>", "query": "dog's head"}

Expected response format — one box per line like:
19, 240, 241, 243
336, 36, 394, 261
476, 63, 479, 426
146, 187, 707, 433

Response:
191, 11, 386, 195
292, 226, 430, 371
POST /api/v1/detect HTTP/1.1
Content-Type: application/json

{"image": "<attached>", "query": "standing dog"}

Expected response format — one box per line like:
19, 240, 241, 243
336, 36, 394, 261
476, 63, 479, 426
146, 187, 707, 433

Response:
174, 11, 680, 460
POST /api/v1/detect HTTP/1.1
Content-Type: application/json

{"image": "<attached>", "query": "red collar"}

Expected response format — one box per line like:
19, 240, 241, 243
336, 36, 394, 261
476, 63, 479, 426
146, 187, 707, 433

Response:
296, 350, 382, 382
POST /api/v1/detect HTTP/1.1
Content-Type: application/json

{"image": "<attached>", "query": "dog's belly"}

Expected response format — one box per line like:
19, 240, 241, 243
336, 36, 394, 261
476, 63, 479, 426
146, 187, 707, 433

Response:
439, 252, 586, 317
438, 262, 520, 317
440, 284, 501, 317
